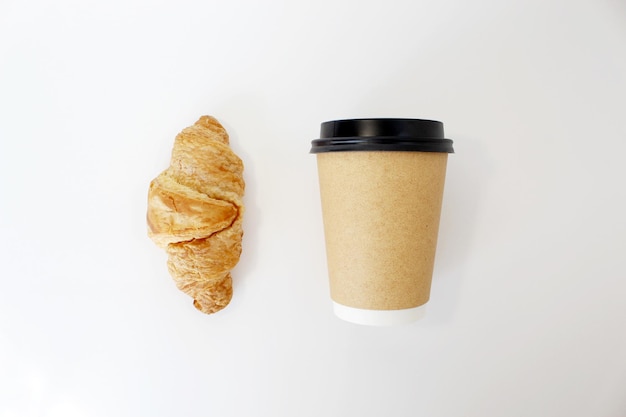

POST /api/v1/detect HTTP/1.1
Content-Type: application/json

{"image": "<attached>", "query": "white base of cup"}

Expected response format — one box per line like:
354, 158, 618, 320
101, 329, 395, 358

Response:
332, 302, 427, 326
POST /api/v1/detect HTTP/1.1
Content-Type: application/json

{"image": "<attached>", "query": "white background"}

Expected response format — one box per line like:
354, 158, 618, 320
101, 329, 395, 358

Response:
1, 0, 625, 415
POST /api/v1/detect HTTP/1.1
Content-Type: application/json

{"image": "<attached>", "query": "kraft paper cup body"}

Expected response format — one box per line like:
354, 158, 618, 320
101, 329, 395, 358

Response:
311, 119, 454, 326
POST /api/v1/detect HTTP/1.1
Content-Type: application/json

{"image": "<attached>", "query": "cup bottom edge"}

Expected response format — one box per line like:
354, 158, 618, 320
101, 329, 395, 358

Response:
332, 302, 427, 326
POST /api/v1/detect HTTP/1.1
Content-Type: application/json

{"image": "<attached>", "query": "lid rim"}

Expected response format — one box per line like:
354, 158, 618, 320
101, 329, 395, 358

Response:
310, 137, 454, 154
312, 118, 454, 154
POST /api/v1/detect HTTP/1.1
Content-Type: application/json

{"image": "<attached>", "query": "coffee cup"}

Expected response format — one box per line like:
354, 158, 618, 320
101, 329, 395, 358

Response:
311, 118, 454, 325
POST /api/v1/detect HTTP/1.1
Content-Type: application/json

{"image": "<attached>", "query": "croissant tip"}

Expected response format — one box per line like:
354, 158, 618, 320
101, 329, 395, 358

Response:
195, 115, 221, 128
193, 298, 230, 314
193, 115, 229, 144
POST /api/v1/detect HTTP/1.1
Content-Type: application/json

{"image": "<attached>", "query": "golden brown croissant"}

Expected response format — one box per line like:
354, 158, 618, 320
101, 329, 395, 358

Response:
147, 116, 244, 314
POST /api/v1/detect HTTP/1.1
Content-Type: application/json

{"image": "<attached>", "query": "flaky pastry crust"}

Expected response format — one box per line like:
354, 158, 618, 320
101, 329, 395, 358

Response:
147, 116, 244, 314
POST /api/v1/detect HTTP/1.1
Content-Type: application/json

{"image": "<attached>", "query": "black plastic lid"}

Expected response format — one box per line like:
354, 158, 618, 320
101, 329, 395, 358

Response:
310, 118, 454, 153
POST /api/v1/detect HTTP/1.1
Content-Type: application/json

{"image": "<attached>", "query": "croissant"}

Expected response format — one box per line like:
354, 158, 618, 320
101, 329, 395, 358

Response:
147, 116, 244, 314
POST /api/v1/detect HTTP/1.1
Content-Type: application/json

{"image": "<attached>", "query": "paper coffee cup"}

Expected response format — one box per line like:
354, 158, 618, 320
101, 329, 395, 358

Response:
310, 119, 454, 326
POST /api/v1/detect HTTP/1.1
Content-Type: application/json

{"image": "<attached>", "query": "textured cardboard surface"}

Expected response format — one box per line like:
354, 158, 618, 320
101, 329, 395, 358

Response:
317, 151, 448, 310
